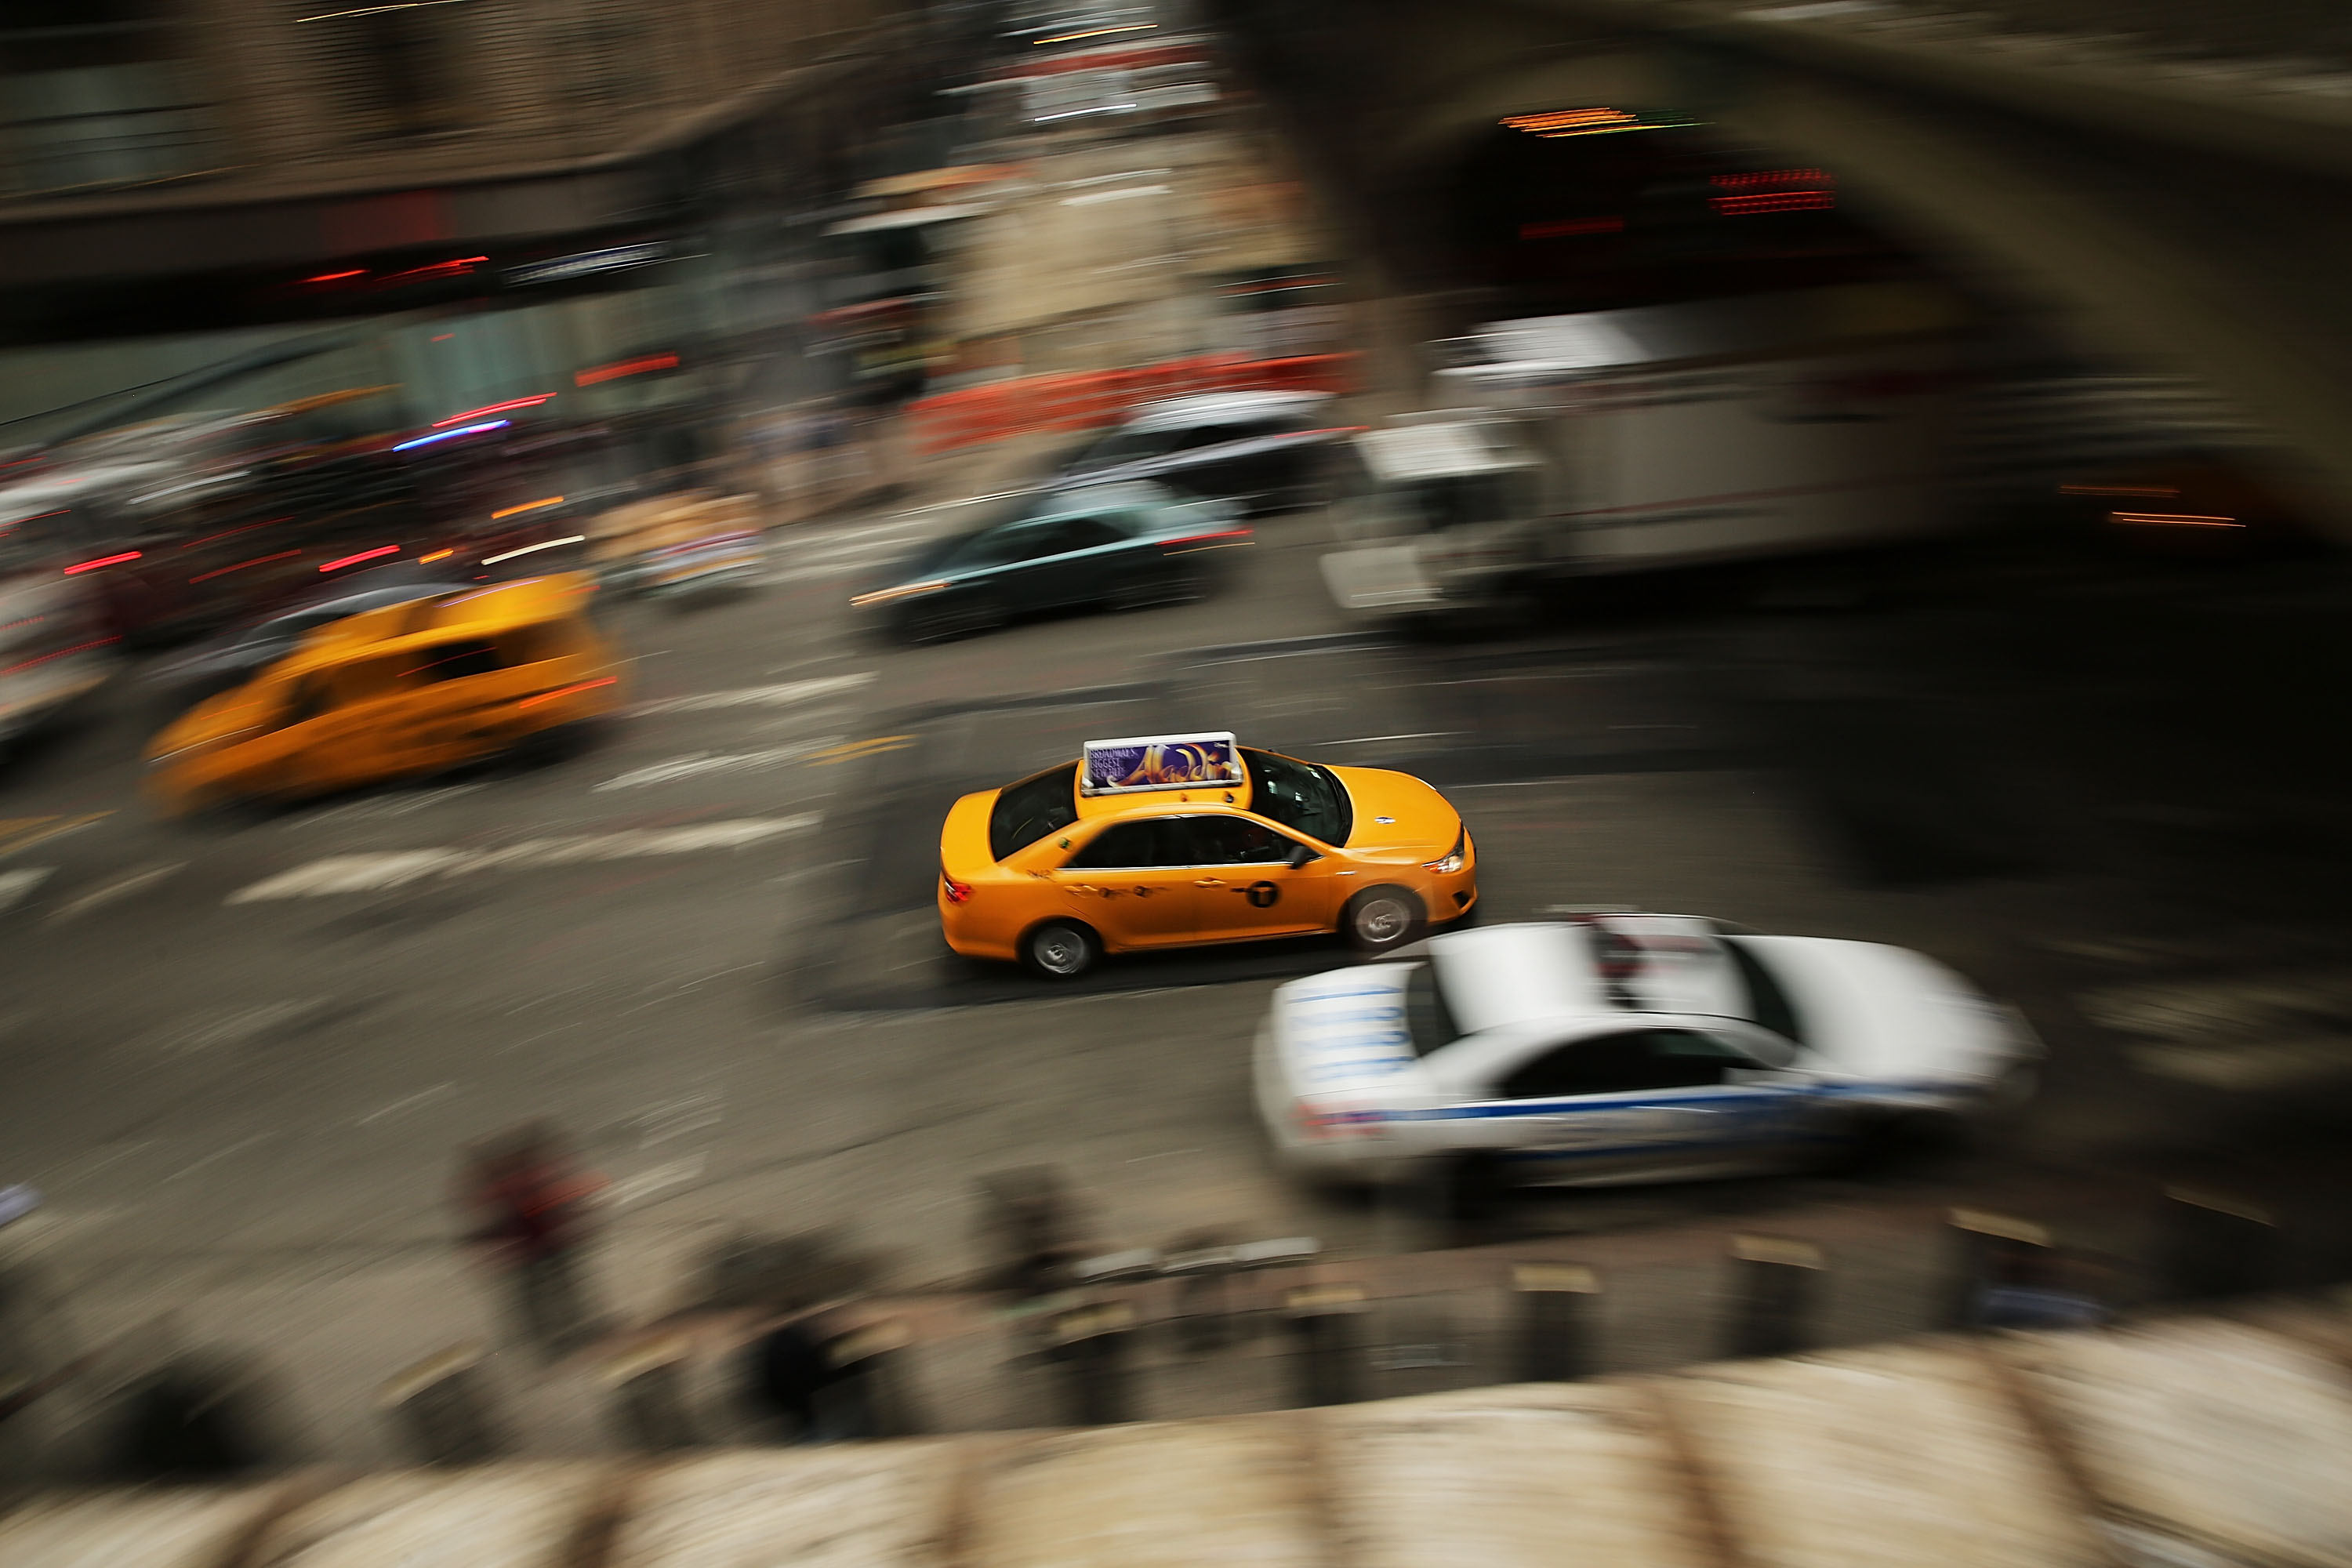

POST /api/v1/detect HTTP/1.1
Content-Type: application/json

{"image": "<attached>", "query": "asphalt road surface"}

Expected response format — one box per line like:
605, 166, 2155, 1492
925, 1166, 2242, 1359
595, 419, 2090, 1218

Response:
6, 489, 2352, 1455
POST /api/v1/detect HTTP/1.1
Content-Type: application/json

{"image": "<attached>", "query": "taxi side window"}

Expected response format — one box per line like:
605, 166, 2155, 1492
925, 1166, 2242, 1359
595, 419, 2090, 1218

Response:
1499, 1029, 1748, 1099
1043, 515, 1127, 553
1064, 820, 1167, 869
278, 675, 333, 728
1169, 815, 1293, 866
408, 639, 504, 681
333, 654, 423, 702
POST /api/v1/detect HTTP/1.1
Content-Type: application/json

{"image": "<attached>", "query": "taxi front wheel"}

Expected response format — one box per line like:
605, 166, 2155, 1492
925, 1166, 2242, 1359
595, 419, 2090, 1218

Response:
1022, 920, 1100, 980
1342, 887, 1424, 955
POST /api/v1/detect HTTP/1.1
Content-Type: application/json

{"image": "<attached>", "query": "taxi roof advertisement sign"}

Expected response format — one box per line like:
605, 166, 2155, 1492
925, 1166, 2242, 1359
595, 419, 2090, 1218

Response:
1080, 732, 1243, 796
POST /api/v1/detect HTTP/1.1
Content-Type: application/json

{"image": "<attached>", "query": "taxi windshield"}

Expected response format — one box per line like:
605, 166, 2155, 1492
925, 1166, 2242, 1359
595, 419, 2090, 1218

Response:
1243, 748, 1352, 845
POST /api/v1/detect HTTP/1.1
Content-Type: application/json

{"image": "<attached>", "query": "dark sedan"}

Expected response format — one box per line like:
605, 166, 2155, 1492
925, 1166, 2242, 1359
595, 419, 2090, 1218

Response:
1051, 390, 1348, 515
851, 482, 1249, 642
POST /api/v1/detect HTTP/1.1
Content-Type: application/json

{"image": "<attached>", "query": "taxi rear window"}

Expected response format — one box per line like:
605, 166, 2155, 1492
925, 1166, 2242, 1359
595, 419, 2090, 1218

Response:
989, 763, 1079, 861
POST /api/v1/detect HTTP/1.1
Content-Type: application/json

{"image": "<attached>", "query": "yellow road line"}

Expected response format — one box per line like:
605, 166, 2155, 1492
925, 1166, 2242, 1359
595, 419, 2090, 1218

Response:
807, 735, 917, 765
0, 812, 112, 860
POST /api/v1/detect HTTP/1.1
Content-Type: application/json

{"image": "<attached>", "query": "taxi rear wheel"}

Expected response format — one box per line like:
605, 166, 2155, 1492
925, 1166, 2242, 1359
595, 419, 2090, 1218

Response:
1022, 920, 1100, 980
1342, 887, 1424, 955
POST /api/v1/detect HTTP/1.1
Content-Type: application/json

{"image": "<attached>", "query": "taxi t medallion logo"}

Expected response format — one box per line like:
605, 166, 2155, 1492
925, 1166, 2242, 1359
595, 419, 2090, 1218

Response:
1247, 880, 1281, 908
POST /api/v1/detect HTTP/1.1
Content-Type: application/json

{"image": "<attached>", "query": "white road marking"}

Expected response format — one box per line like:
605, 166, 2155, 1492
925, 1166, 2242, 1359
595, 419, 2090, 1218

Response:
2130, 1036, 2352, 1093
168, 1134, 272, 1182
630, 671, 874, 717
0, 866, 53, 913
225, 815, 818, 902
45, 862, 186, 924
150, 999, 341, 1054
604, 1156, 706, 1209
288, 783, 487, 829
594, 738, 843, 791
359, 1083, 458, 1125
2076, 972, 2352, 1040
637, 1093, 724, 1146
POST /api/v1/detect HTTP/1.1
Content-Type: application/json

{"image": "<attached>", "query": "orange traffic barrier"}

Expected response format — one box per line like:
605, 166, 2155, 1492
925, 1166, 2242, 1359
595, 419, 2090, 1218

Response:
906, 353, 1356, 454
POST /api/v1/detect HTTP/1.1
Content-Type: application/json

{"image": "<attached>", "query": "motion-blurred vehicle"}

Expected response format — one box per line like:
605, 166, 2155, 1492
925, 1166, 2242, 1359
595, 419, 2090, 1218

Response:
142, 568, 456, 713
0, 506, 120, 754
938, 730, 1475, 978
586, 492, 763, 597
2056, 459, 2312, 560
1055, 392, 1343, 514
1256, 913, 2040, 1192
0, 394, 604, 648
1322, 282, 1963, 623
146, 574, 622, 816
850, 481, 1247, 641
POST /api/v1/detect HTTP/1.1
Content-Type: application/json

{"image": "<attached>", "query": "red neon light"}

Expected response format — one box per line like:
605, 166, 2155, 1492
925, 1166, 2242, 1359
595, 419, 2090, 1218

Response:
433, 395, 555, 426
517, 676, 619, 710
1711, 169, 1831, 191
305, 269, 366, 283
64, 550, 141, 575
1711, 191, 1836, 216
575, 353, 680, 387
190, 549, 302, 584
1519, 216, 1625, 239
318, 545, 400, 572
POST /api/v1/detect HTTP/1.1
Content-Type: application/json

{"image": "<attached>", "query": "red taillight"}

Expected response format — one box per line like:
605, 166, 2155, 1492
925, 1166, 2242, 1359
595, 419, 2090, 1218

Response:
1162, 527, 1254, 553
942, 867, 974, 904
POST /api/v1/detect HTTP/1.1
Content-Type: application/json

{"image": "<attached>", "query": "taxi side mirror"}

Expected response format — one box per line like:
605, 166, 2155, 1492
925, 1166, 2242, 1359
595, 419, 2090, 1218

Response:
1286, 842, 1319, 869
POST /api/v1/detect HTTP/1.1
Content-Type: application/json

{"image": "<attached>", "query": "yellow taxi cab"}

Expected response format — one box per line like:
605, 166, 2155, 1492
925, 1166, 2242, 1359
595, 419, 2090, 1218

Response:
938, 731, 1476, 978
146, 573, 623, 816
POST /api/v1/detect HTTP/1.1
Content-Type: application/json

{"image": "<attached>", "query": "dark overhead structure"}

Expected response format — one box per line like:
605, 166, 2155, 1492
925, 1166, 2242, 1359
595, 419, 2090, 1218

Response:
1220, 0, 2352, 538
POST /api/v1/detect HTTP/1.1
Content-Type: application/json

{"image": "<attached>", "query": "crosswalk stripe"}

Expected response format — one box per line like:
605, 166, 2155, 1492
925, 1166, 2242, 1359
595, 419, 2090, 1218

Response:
46, 862, 186, 924
225, 815, 818, 902
0, 866, 53, 913
630, 671, 874, 717
593, 738, 844, 791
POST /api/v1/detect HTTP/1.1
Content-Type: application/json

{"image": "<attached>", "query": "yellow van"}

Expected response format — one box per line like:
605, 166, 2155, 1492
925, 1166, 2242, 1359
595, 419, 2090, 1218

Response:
146, 574, 624, 816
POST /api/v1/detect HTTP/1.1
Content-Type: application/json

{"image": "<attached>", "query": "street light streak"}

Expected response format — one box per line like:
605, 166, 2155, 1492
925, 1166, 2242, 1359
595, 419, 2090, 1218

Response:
478, 535, 586, 565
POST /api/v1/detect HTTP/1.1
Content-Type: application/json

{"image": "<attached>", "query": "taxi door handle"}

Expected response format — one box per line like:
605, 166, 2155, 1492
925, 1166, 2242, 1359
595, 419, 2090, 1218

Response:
1195, 877, 1225, 887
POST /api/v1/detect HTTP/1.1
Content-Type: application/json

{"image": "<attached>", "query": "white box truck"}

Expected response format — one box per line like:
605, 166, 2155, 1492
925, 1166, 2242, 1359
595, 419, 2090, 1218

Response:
1320, 282, 1964, 621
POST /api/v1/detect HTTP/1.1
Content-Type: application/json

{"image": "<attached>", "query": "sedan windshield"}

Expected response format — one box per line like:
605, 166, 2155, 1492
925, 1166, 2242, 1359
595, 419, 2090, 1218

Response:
1403, 961, 1460, 1058
1723, 938, 1807, 1047
1243, 748, 1352, 845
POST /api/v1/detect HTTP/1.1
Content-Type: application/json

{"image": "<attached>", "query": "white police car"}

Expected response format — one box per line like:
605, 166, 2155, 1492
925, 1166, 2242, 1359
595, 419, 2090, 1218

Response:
1254, 915, 2040, 1189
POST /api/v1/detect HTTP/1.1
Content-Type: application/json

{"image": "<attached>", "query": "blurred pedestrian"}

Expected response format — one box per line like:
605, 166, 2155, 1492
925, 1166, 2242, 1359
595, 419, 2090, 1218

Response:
745, 1304, 876, 1443
459, 1124, 605, 1360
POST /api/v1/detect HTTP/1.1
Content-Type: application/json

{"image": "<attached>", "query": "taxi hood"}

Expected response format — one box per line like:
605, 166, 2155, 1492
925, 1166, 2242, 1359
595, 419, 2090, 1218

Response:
1328, 765, 1460, 855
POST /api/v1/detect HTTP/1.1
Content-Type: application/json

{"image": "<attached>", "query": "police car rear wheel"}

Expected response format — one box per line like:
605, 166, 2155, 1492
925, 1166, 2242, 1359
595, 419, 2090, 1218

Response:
1022, 920, 1099, 979
1343, 888, 1423, 954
